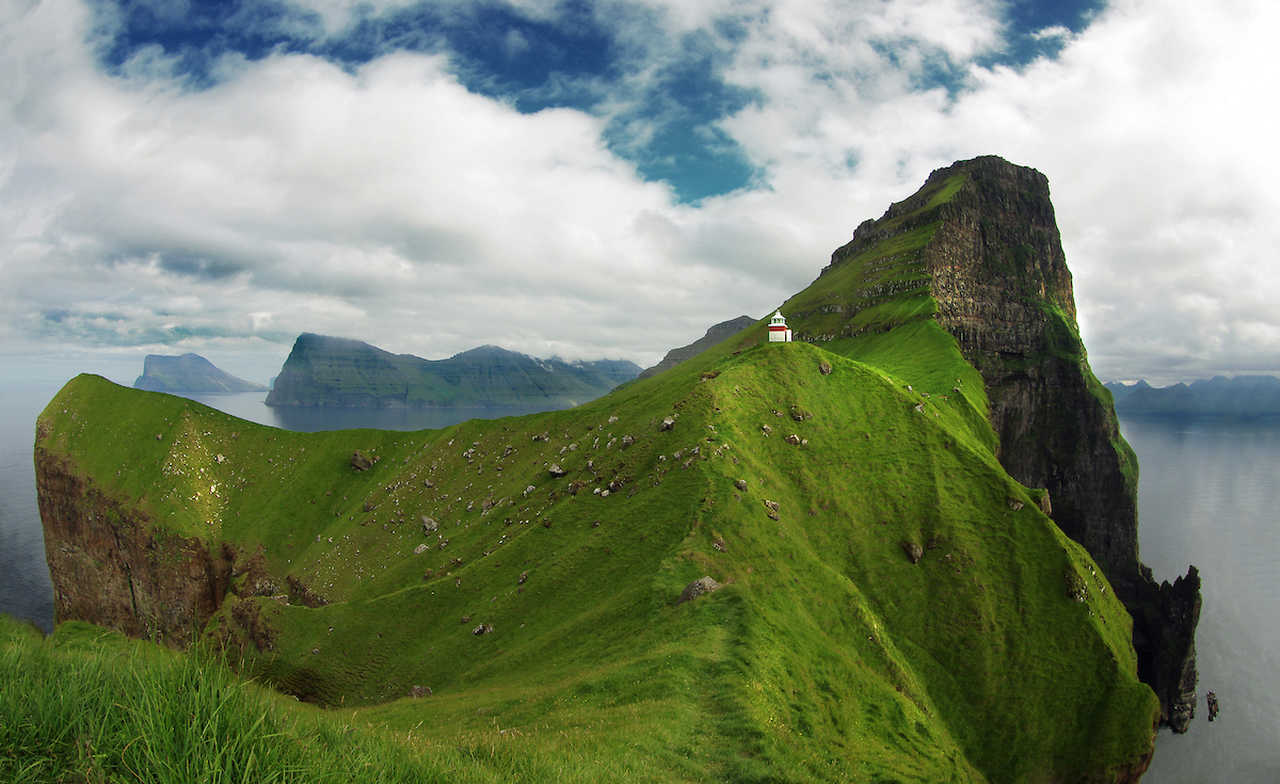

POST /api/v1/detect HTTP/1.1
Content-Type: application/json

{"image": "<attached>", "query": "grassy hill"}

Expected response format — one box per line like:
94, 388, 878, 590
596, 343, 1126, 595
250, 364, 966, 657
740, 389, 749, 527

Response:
22, 156, 1165, 781
30, 339, 1156, 782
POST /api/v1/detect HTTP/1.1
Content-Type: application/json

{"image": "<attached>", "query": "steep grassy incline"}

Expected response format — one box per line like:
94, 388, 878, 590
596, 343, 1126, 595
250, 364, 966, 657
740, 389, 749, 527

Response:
37, 336, 1157, 781
732, 155, 1197, 732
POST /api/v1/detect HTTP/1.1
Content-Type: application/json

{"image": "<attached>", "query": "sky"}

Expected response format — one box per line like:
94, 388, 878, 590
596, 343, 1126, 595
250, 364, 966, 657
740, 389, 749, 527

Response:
2, 0, 1277, 386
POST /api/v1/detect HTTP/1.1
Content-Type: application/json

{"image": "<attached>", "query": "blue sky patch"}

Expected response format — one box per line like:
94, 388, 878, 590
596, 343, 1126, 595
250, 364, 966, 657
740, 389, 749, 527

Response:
85, 0, 1106, 202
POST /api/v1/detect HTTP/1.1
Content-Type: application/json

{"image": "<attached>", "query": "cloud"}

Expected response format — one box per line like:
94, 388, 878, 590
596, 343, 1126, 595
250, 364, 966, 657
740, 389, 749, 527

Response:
1, 0, 1276, 388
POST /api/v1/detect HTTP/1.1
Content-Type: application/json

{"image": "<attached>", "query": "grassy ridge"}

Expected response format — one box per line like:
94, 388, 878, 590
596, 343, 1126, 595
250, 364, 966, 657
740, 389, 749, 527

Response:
28, 331, 1158, 781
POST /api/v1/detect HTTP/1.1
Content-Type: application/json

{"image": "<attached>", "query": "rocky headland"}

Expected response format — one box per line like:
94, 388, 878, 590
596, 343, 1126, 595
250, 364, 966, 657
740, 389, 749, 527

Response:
133, 353, 266, 396
788, 154, 1200, 731
34, 155, 1189, 781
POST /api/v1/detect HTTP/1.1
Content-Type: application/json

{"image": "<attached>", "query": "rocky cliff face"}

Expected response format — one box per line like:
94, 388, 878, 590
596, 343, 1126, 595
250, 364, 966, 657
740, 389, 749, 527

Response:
817, 155, 1201, 731
36, 448, 233, 647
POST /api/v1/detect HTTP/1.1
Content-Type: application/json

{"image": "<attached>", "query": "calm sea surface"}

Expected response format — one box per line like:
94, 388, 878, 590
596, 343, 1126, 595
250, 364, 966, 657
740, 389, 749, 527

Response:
1, 376, 1276, 779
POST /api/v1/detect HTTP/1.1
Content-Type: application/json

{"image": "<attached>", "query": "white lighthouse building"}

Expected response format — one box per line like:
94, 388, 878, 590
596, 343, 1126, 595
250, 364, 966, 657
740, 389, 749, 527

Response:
768, 310, 792, 343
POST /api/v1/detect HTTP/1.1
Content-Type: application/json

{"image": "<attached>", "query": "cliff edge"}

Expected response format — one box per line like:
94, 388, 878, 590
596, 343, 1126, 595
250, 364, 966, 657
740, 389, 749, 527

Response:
133, 353, 266, 396
789, 154, 1200, 731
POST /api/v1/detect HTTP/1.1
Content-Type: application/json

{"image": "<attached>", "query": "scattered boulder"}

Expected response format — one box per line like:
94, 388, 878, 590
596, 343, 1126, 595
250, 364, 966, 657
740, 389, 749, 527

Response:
712, 537, 727, 552
789, 405, 812, 422
523, 485, 536, 497
351, 451, 374, 471
421, 516, 438, 534
1007, 498, 1025, 511
734, 478, 748, 491
423, 479, 434, 488
472, 623, 494, 636
784, 433, 802, 445
818, 360, 832, 375
621, 434, 635, 448
1065, 569, 1089, 602
519, 571, 528, 585
549, 464, 567, 477
1035, 489, 1053, 516
660, 417, 675, 431
410, 685, 432, 698
678, 576, 722, 604
761, 424, 773, 436
901, 540, 923, 564
414, 543, 429, 555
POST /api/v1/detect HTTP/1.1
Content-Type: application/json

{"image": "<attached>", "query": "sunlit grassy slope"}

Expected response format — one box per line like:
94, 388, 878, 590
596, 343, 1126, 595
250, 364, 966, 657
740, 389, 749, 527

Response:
29, 310, 1157, 781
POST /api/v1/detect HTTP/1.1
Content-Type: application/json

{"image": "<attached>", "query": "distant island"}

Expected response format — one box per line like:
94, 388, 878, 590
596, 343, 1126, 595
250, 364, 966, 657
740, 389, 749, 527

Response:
636, 315, 756, 380
1107, 375, 1280, 417
133, 353, 267, 395
265, 333, 642, 409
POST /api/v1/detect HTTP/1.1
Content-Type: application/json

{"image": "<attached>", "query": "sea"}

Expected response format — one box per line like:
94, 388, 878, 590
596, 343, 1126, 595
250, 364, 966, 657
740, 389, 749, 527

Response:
1, 372, 1276, 781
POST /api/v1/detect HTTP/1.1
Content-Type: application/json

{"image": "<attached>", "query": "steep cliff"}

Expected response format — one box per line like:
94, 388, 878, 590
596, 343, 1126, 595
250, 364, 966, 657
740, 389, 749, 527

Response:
36, 447, 231, 648
784, 155, 1200, 731
36, 157, 1176, 780
133, 353, 266, 396
265, 334, 641, 408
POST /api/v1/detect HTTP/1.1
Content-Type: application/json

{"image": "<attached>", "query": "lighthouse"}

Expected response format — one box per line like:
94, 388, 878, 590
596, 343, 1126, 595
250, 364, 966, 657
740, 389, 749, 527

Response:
768, 310, 792, 343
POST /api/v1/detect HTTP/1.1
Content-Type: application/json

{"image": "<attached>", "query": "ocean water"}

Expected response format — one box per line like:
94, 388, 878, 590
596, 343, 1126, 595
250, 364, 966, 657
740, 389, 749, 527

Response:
1124, 416, 1280, 782
1, 375, 1275, 779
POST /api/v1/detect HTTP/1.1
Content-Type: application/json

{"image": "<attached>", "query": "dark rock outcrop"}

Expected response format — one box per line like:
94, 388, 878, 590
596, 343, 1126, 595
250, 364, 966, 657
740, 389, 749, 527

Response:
811, 155, 1201, 731
133, 353, 266, 396
36, 450, 233, 648
677, 576, 722, 604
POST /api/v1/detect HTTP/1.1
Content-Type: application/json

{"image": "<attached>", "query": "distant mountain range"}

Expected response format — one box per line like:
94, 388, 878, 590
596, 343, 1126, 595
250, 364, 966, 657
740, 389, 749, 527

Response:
133, 353, 266, 395
1106, 375, 1280, 417
636, 315, 756, 380
265, 333, 642, 408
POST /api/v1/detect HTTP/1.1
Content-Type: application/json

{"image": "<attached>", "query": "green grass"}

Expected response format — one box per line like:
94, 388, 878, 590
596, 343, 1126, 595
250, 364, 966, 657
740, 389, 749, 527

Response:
24, 165, 1160, 783
29, 331, 1158, 782
0, 616, 464, 783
